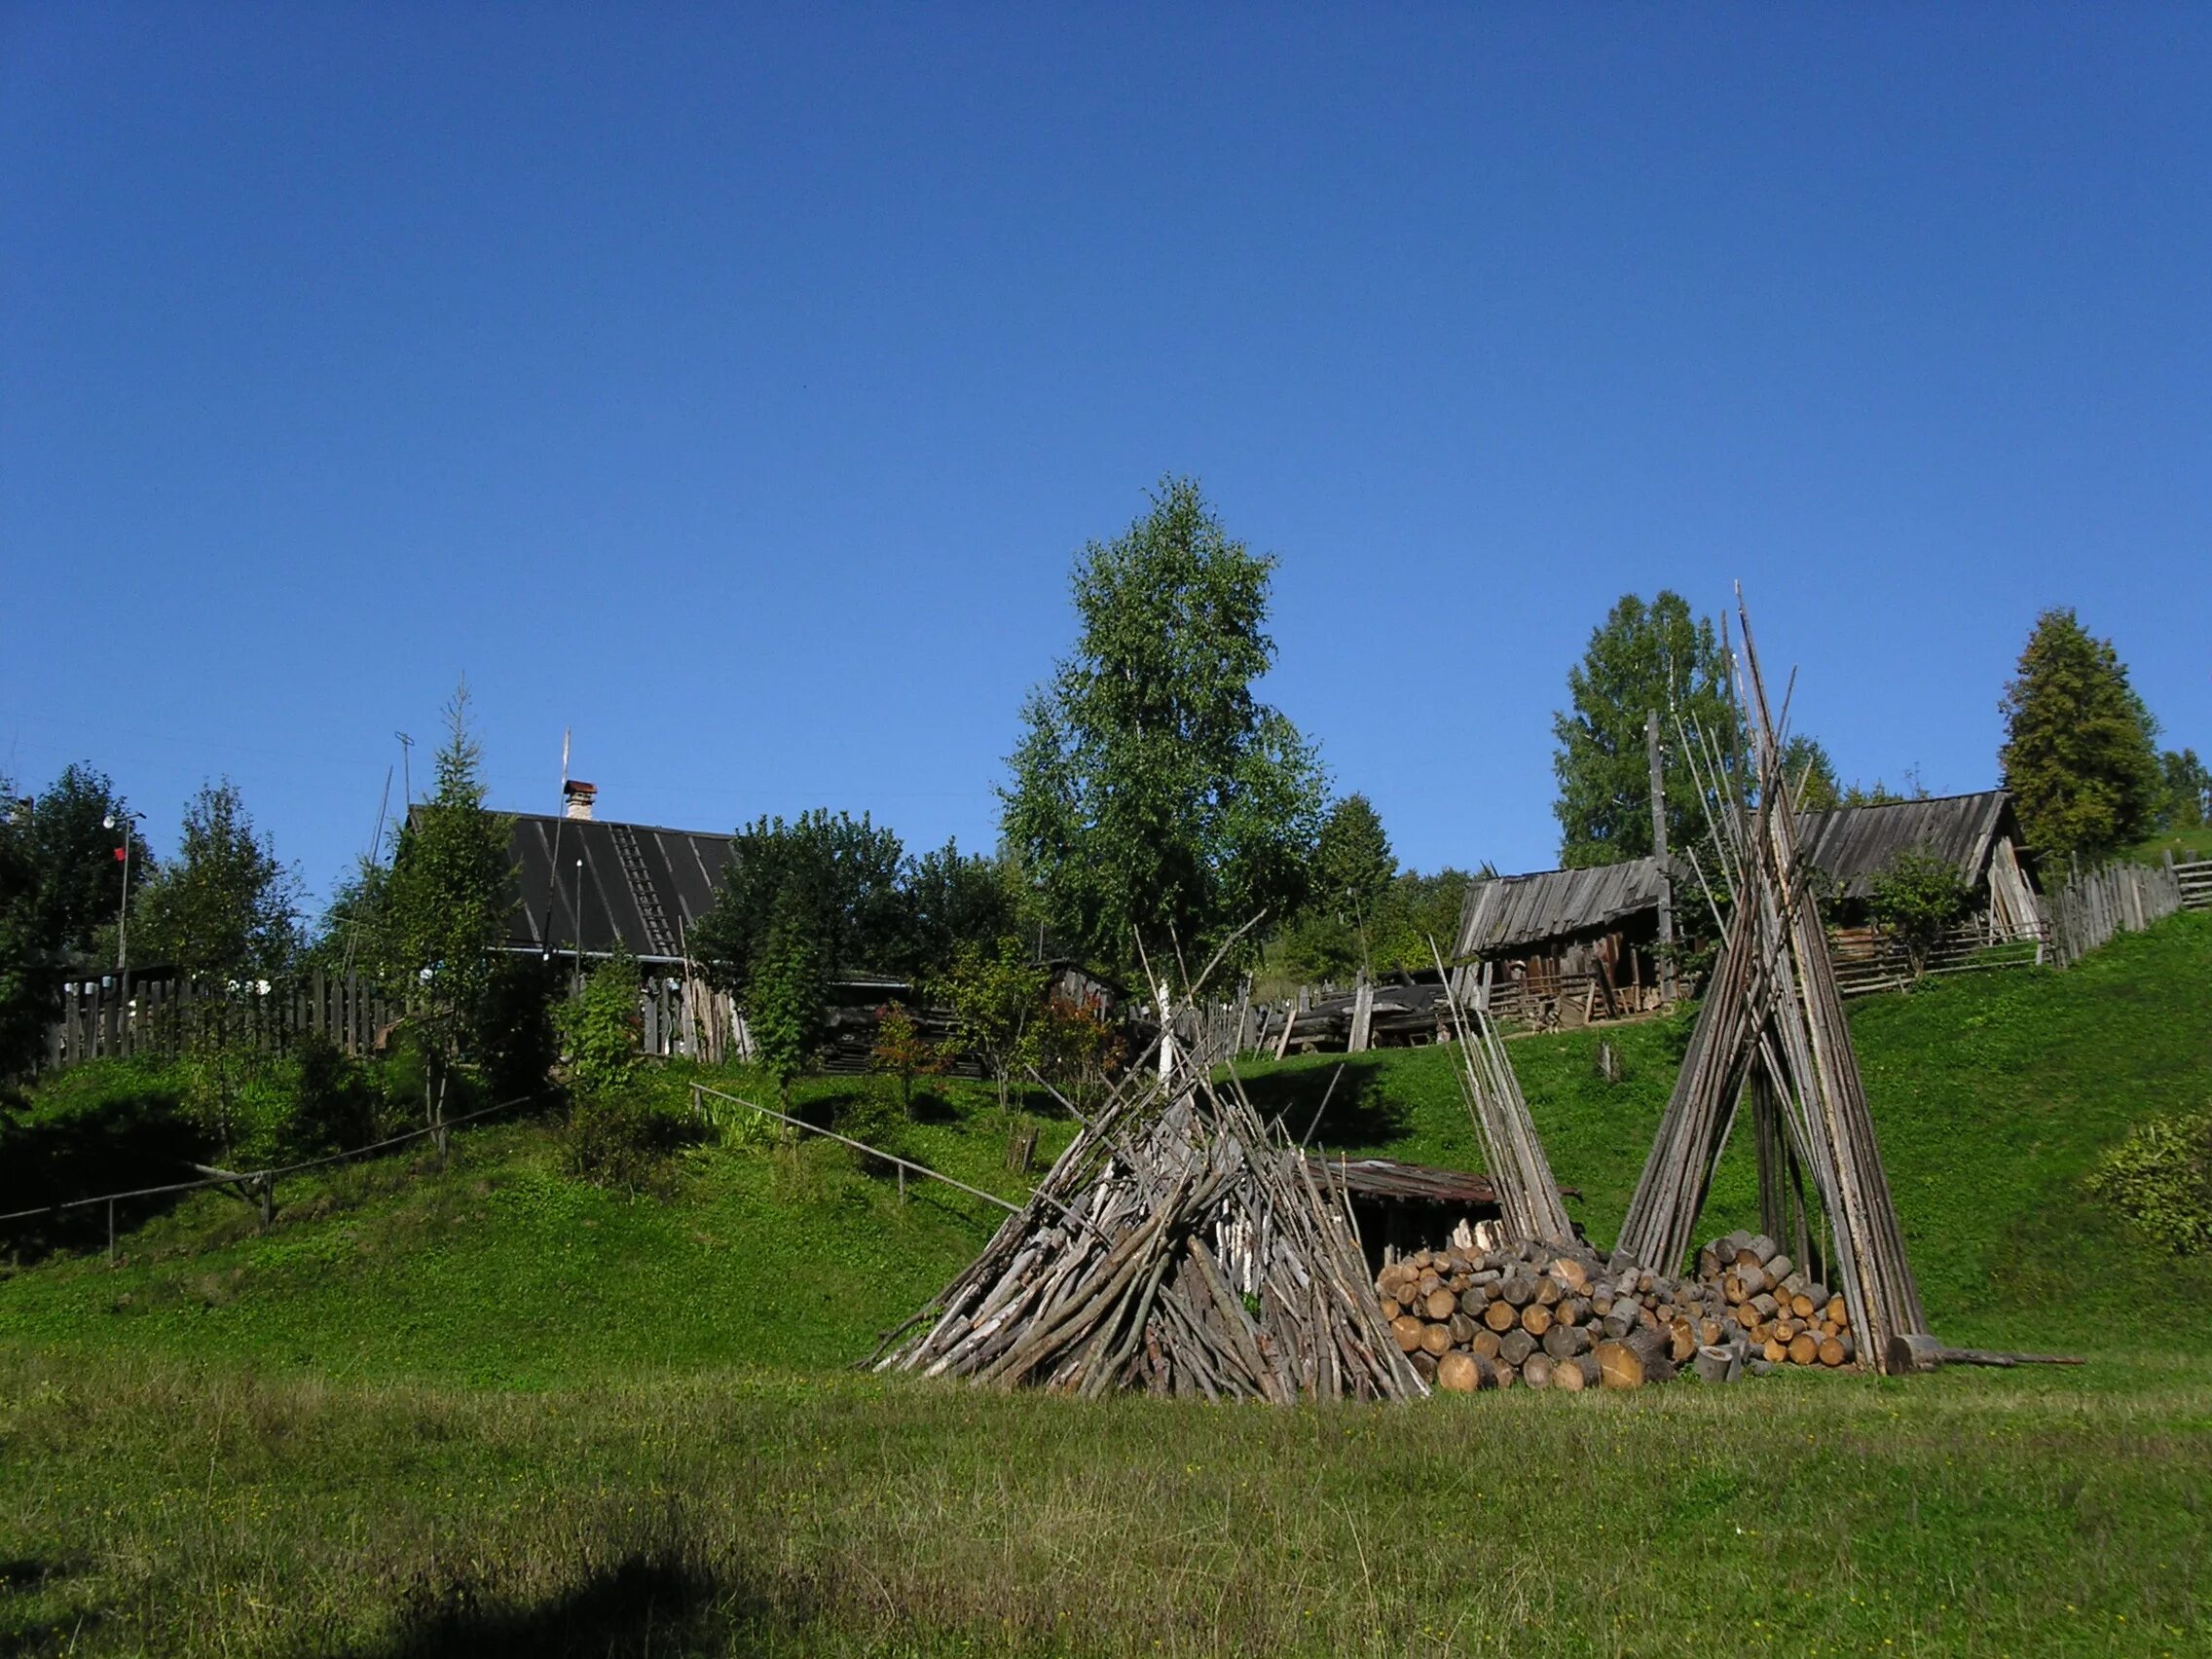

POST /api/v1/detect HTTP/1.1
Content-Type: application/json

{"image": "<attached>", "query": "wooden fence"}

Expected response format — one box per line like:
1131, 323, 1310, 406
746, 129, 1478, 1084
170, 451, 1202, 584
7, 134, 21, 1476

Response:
2178, 856, 2212, 914
40, 968, 408, 1075
2046, 856, 2194, 966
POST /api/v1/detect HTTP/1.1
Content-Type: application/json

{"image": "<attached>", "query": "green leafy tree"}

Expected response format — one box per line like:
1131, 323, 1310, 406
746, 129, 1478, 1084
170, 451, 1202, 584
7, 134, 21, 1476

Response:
134, 781, 299, 995
900, 838, 1020, 978
378, 684, 518, 1144
748, 896, 827, 1110
938, 935, 1049, 1115
694, 810, 909, 1000
1999, 608, 2162, 864
1865, 845, 1972, 982
0, 789, 55, 1093
1367, 867, 1483, 977
131, 780, 302, 1150
15, 763, 154, 964
557, 943, 642, 1100
1002, 476, 1326, 980
869, 1002, 946, 1117
2157, 749, 2211, 830
1552, 592, 1742, 868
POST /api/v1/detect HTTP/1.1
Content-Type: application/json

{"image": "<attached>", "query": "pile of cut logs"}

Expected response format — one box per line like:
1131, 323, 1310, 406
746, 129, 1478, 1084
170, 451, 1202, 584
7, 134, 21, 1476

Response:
1696, 1229, 1857, 1370
1376, 1230, 1860, 1392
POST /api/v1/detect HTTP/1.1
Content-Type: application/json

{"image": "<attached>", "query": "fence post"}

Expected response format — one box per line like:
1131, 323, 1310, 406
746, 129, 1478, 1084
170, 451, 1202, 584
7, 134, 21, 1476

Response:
107, 1197, 116, 1266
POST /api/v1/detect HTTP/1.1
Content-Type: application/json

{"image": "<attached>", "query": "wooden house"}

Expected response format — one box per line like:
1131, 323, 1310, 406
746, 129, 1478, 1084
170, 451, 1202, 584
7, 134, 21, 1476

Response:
1450, 791, 2043, 1023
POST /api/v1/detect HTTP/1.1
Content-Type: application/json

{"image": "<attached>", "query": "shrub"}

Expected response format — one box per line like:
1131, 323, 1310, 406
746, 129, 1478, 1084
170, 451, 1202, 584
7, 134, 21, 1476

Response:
290, 1032, 379, 1154
2084, 1107, 2212, 1255
557, 949, 642, 1101
869, 1004, 945, 1116
1866, 845, 1973, 981
563, 1091, 685, 1195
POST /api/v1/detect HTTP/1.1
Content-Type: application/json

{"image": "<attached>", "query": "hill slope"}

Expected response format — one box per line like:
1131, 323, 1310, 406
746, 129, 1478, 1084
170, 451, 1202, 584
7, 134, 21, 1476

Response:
4, 914, 2210, 1379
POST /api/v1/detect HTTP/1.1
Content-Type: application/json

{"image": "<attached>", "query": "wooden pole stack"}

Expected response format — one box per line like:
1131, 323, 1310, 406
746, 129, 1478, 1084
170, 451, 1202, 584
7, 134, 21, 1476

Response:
875, 973, 1425, 1403
1431, 940, 1574, 1245
1615, 591, 1929, 1373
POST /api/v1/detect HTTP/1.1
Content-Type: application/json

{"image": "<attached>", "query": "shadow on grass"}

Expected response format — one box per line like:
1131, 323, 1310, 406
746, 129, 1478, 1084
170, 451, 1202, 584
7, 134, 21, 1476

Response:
356, 1549, 773, 1659
0, 1554, 104, 1656
1233, 1059, 1409, 1150
0, 1084, 203, 1263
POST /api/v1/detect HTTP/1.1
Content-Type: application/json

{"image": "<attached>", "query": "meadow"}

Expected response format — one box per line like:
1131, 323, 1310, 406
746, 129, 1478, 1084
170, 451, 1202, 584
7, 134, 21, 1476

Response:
3, 916, 2210, 1655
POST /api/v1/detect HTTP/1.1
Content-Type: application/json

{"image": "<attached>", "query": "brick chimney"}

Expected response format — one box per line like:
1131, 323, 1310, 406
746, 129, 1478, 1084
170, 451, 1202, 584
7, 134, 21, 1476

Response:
563, 780, 597, 821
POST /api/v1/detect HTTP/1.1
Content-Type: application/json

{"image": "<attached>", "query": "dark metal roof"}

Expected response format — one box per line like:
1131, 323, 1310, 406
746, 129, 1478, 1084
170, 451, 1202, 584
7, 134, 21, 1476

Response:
1453, 857, 1672, 959
1791, 791, 2020, 901
502, 812, 734, 961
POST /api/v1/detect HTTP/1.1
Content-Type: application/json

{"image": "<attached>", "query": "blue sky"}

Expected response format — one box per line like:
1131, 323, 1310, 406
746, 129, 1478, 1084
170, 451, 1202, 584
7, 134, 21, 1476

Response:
4, 6, 2205, 907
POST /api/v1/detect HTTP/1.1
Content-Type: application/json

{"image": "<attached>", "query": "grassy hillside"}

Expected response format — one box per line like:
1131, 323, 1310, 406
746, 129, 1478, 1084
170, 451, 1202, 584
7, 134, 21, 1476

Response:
0, 1067, 1076, 1385
6, 914, 2211, 1382
3, 916, 2210, 1656
1242, 914, 2212, 1353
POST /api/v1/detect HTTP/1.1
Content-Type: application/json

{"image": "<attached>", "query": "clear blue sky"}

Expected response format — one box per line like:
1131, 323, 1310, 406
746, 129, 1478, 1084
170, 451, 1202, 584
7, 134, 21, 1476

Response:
4, 6, 2205, 907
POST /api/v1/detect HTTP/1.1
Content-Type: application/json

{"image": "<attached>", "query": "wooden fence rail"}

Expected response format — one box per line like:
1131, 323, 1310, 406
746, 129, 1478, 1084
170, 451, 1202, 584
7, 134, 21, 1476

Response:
38, 968, 408, 1075
2176, 857, 2212, 914
2046, 858, 2188, 966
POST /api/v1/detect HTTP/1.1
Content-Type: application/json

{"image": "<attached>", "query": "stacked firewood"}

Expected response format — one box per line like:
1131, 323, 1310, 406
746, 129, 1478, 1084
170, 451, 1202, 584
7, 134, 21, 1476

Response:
1696, 1231, 1857, 1369
1375, 1229, 1867, 1392
1376, 1239, 1748, 1391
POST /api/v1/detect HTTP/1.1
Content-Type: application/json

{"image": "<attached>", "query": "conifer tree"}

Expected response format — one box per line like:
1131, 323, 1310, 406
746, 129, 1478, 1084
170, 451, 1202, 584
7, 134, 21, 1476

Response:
1998, 608, 2161, 864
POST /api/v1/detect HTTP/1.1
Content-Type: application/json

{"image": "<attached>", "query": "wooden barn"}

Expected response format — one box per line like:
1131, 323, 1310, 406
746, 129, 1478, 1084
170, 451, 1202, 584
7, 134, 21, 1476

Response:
1793, 790, 2041, 941
1449, 791, 2045, 1021
1450, 856, 1677, 1028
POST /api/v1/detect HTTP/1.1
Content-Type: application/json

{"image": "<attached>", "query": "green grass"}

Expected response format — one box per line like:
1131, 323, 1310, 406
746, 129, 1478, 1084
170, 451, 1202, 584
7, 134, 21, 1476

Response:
4, 918, 2212, 1654
0, 1063, 1075, 1385
1235, 916, 2212, 1355
2131, 826, 2212, 866
2, 1346, 2205, 1657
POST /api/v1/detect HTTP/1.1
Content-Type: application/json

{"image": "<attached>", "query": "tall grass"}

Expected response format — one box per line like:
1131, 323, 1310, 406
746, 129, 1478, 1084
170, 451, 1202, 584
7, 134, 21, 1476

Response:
1, 1347, 2204, 1657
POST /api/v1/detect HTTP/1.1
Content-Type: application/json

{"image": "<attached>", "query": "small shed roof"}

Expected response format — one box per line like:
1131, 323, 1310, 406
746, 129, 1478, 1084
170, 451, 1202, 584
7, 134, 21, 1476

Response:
1310, 1156, 1498, 1207
1453, 857, 1673, 960
1792, 790, 2021, 901
1307, 1156, 1582, 1208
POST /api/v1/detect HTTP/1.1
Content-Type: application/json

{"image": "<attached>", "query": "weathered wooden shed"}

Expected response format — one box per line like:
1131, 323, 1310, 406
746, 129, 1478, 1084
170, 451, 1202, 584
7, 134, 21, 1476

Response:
1450, 856, 1676, 1026
1793, 791, 2041, 940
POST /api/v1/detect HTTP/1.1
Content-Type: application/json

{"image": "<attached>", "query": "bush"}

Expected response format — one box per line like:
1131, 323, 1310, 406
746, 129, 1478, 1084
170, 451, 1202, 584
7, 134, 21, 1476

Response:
481, 953, 561, 1101
563, 1090, 687, 1195
557, 950, 642, 1101
2084, 1107, 2212, 1255
290, 1032, 380, 1155
1867, 846, 1973, 981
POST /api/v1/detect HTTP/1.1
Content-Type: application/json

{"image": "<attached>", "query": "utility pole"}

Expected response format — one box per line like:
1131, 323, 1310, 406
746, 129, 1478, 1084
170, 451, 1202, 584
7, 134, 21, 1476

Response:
1647, 710, 1677, 1002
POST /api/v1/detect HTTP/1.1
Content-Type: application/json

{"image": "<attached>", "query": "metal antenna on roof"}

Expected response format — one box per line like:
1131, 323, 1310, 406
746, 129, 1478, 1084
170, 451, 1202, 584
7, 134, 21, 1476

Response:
395, 731, 414, 806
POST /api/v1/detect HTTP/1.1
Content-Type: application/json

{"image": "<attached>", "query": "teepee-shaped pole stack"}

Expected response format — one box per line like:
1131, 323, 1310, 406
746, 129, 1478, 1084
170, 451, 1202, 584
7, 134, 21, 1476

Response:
1616, 591, 1928, 1371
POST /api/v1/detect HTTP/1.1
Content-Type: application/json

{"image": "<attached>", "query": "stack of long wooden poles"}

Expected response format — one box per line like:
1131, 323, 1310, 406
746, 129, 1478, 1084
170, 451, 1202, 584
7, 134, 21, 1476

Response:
1431, 941, 1575, 1245
1615, 592, 1929, 1372
874, 1008, 1425, 1402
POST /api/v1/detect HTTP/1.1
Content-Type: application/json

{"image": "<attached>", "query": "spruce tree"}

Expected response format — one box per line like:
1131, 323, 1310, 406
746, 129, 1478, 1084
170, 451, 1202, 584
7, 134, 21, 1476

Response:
1998, 608, 2161, 864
